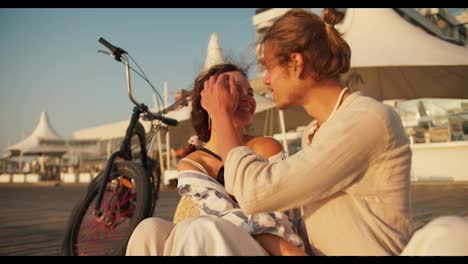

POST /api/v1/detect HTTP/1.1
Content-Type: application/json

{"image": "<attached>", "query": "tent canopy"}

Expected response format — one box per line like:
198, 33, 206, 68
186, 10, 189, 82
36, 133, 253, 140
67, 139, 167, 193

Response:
6, 112, 67, 156
338, 8, 468, 100
337, 8, 468, 67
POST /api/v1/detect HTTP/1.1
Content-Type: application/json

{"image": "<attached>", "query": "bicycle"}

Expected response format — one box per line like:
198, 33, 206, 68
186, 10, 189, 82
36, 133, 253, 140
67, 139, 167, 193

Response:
63, 37, 190, 256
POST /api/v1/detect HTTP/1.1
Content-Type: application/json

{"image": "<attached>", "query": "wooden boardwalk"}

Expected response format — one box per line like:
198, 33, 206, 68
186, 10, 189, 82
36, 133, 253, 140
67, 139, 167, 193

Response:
0, 183, 180, 256
0, 181, 467, 256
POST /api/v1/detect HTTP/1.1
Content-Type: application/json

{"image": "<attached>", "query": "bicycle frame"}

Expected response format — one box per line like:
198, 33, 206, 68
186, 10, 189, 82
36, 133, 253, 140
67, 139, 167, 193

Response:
93, 106, 151, 218
93, 52, 155, 217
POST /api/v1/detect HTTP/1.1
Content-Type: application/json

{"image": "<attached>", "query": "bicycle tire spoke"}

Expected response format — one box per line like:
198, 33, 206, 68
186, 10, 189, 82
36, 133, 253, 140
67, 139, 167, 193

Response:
77, 179, 135, 256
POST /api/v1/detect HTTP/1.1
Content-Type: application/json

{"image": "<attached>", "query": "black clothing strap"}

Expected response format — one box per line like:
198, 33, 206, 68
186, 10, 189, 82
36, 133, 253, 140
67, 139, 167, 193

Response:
217, 167, 225, 186
198, 147, 225, 186
198, 147, 222, 161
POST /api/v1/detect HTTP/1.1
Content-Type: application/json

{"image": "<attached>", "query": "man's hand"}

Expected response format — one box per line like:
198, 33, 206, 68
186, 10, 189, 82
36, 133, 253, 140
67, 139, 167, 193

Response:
201, 73, 239, 118
200, 72, 242, 161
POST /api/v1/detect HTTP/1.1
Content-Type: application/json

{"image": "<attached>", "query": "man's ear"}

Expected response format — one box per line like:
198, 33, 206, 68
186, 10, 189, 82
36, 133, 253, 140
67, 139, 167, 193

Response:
290, 52, 304, 78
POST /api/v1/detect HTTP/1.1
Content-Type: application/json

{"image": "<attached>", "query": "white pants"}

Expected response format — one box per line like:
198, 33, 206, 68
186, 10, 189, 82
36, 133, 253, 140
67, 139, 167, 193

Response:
401, 215, 468, 256
126, 215, 268, 256
126, 217, 174, 256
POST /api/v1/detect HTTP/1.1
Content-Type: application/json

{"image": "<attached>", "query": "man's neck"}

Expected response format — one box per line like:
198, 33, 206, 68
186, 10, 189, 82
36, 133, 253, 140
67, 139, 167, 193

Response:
302, 81, 348, 125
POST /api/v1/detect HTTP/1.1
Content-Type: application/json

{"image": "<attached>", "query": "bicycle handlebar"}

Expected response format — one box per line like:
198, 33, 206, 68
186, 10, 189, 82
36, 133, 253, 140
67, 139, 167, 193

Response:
152, 114, 178, 126
99, 37, 127, 62
98, 37, 179, 127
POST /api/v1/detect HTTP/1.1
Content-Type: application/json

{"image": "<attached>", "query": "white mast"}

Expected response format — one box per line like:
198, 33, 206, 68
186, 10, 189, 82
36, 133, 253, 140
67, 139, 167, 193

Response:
203, 32, 225, 71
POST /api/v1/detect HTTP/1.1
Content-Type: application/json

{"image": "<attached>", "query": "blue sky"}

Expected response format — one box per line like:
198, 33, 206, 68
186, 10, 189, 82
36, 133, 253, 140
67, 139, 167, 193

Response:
0, 8, 260, 151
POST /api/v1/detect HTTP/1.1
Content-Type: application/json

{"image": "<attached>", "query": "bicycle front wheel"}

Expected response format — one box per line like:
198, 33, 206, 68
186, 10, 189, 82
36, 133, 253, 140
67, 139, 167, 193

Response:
63, 161, 152, 256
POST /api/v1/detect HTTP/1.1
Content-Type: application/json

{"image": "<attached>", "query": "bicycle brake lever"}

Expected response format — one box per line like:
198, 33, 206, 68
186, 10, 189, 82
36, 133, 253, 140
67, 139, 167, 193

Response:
98, 50, 111, 56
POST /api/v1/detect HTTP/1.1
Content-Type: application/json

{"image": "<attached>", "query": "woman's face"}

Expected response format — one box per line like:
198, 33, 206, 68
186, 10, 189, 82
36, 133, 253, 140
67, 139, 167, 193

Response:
224, 71, 256, 129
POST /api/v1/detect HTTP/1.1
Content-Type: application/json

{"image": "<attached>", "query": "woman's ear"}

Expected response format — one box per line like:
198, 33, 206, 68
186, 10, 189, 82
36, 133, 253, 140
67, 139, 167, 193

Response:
290, 52, 304, 78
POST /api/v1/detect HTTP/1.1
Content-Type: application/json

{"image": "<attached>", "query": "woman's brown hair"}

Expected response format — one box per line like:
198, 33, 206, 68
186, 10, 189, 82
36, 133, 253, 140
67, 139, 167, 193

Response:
258, 8, 351, 81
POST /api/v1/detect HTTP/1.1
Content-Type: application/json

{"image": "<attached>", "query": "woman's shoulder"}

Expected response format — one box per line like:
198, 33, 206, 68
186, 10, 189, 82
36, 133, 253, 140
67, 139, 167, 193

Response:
246, 135, 282, 145
244, 135, 284, 159
177, 150, 223, 179
177, 152, 205, 173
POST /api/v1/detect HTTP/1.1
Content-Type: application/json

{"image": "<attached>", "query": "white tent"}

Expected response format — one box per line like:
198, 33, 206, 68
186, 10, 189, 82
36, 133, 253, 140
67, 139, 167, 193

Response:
338, 8, 468, 100
203, 32, 225, 71
6, 111, 67, 156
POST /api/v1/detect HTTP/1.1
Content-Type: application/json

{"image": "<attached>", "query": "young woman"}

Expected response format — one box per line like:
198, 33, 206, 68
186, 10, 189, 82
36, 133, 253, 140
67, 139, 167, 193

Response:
125, 63, 306, 256
200, 8, 413, 256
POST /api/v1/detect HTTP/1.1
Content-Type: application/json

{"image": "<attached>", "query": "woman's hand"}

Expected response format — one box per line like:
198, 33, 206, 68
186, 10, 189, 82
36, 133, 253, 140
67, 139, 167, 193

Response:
201, 73, 239, 119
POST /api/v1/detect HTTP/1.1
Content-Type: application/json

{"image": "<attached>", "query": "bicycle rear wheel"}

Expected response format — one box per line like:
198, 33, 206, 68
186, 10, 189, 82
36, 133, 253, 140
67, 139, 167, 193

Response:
63, 161, 152, 256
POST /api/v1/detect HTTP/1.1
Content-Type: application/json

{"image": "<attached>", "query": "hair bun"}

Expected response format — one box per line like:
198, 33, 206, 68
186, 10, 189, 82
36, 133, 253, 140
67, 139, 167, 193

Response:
322, 8, 346, 27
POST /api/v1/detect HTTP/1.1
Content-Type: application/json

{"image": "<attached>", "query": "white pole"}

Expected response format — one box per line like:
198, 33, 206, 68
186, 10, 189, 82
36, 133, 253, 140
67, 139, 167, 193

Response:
39, 153, 45, 174
18, 130, 25, 172
154, 91, 165, 175
278, 109, 289, 156
157, 131, 164, 175
19, 152, 23, 172
164, 81, 171, 170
